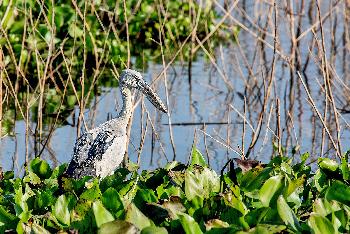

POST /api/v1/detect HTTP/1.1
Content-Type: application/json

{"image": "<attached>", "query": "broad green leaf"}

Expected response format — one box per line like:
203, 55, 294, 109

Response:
29, 158, 52, 179
162, 198, 186, 219
53, 195, 70, 226
125, 203, 153, 230
185, 168, 219, 201
286, 175, 306, 197
308, 214, 335, 234
93, 201, 115, 228
0, 0, 15, 29
98, 220, 139, 234
164, 161, 180, 170
223, 187, 248, 216
67, 95, 77, 107
141, 226, 168, 234
68, 23, 84, 38
313, 198, 341, 216
50, 163, 67, 179
241, 167, 273, 192
205, 219, 229, 231
135, 189, 158, 205
325, 180, 350, 206
277, 195, 300, 231
185, 170, 205, 201
314, 169, 327, 192
102, 188, 124, 218
236, 224, 286, 234
14, 184, 35, 216
31, 223, 50, 234
190, 147, 207, 167
80, 178, 101, 201
0, 206, 17, 229
281, 162, 292, 174
178, 212, 203, 234
318, 158, 338, 172
23, 171, 41, 185
259, 175, 283, 207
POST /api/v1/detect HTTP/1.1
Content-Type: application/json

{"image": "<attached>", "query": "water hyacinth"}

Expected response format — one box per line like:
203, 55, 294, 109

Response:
0, 148, 349, 233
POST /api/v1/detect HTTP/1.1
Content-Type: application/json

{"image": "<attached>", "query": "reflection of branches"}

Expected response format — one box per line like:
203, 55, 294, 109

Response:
245, 1, 277, 158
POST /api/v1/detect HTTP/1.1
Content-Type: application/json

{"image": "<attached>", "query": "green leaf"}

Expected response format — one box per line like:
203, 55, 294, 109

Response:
35, 189, 55, 210
135, 189, 158, 205
67, 95, 77, 107
68, 23, 84, 38
0, 0, 15, 29
178, 212, 203, 234
308, 214, 335, 234
286, 175, 306, 197
53, 195, 70, 226
0, 206, 17, 229
101, 188, 124, 218
205, 219, 229, 231
190, 147, 207, 167
125, 203, 153, 230
341, 152, 349, 180
98, 220, 139, 234
141, 226, 168, 234
31, 223, 51, 234
301, 152, 310, 163
313, 198, 341, 217
240, 167, 273, 192
80, 178, 101, 201
23, 171, 41, 185
161, 199, 186, 219
325, 180, 350, 206
93, 200, 115, 228
277, 195, 300, 231
318, 158, 339, 172
259, 175, 283, 207
236, 224, 286, 234
29, 158, 52, 179
185, 168, 219, 201
185, 170, 205, 201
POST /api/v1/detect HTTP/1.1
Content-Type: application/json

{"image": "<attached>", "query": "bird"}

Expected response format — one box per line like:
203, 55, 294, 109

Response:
65, 69, 167, 179
233, 158, 264, 172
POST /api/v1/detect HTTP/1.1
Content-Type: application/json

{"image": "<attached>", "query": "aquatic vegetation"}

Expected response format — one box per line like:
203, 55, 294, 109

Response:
0, 148, 349, 233
0, 0, 233, 79
0, 0, 236, 136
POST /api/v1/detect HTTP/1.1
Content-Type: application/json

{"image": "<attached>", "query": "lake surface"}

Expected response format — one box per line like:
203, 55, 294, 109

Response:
1, 0, 349, 174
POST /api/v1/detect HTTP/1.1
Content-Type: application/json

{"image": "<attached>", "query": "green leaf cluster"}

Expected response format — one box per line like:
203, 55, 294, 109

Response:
0, 150, 349, 233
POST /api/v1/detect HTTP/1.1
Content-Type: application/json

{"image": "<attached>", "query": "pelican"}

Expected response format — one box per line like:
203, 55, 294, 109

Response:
65, 69, 167, 179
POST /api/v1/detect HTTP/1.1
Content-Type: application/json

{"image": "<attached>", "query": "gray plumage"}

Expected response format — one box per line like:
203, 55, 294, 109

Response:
65, 69, 167, 179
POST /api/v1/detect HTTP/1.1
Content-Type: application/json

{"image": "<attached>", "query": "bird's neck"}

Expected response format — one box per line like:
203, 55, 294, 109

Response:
117, 86, 133, 121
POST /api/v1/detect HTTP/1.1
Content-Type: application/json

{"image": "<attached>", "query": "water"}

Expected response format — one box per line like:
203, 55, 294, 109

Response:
1, 0, 349, 174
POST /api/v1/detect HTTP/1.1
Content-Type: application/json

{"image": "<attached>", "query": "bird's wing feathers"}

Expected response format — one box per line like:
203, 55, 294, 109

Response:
87, 130, 116, 162
72, 132, 94, 163
65, 132, 94, 177
66, 120, 126, 179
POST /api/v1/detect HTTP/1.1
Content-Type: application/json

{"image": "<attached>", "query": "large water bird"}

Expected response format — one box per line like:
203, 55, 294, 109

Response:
65, 69, 167, 179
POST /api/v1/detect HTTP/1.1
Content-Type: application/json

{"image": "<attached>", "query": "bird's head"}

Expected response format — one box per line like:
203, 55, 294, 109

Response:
120, 69, 168, 113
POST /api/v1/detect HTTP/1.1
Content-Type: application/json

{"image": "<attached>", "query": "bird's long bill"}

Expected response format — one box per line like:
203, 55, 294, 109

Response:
141, 81, 168, 113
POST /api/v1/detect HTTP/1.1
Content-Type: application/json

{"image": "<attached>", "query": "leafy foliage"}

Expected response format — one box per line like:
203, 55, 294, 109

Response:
0, 150, 349, 233
0, 0, 237, 136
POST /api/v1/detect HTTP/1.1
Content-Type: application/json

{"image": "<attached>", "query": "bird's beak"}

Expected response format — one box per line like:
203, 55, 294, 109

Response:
141, 81, 168, 113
